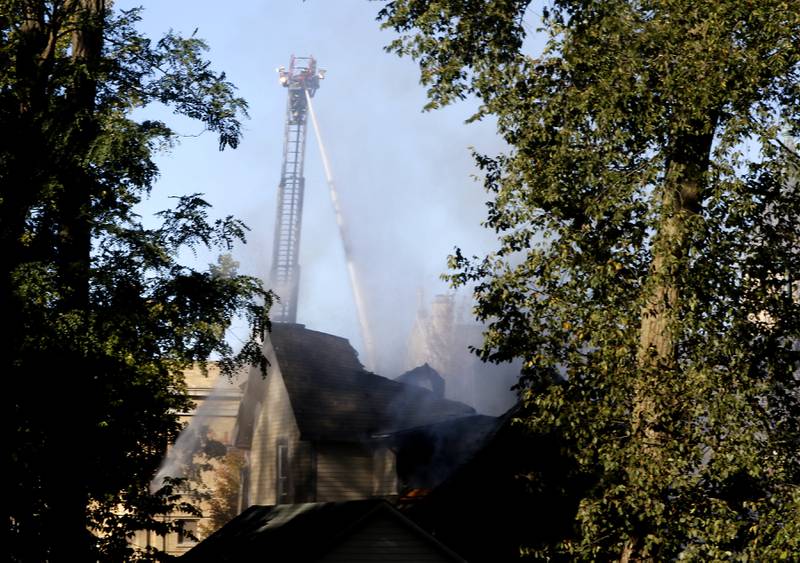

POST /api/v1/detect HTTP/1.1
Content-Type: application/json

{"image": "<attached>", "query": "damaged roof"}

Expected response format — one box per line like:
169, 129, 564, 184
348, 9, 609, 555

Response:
237, 324, 475, 446
391, 414, 501, 491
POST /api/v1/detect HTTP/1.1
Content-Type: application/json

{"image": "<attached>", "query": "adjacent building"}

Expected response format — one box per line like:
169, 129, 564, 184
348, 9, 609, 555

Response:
131, 363, 245, 557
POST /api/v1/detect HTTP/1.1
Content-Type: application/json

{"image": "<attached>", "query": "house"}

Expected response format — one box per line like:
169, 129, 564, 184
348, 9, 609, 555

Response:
179, 498, 466, 562
234, 323, 476, 508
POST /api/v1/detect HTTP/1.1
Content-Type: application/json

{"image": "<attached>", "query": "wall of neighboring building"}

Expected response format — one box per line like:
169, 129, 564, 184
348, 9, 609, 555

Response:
129, 363, 245, 558
248, 339, 304, 506
176, 364, 245, 554
131, 515, 201, 556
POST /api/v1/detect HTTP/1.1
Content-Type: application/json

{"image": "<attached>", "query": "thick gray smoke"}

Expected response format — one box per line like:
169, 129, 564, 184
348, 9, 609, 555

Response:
120, 0, 533, 417
405, 293, 519, 415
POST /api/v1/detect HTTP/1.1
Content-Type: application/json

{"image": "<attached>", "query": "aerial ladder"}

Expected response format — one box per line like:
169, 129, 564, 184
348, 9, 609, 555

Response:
270, 56, 320, 323
270, 56, 376, 369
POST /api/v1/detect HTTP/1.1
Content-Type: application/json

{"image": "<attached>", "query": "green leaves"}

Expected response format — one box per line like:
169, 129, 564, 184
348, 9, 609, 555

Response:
380, 0, 799, 559
104, 9, 248, 150
147, 31, 248, 150
3, 2, 266, 560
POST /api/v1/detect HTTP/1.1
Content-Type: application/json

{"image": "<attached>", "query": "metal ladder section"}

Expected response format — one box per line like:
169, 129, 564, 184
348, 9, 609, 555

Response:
270, 66, 312, 323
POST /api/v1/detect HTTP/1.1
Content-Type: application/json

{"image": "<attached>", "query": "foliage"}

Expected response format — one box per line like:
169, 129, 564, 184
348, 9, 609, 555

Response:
380, 0, 799, 560
200, 448, 246, 537
2, 1, 269, 560
91, 477, 204, 563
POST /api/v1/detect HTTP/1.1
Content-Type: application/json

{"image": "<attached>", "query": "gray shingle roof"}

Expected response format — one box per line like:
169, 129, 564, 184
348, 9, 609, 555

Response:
180, 499, 466, 562
269, 324, 475, 441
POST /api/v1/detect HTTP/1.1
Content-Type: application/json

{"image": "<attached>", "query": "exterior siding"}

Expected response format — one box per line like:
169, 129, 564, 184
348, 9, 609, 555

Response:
372, 446, 398, 496
317, 513, 456, 563
293, 440, 316, 503
316, 443, 375, 501
248, 339, 303, 506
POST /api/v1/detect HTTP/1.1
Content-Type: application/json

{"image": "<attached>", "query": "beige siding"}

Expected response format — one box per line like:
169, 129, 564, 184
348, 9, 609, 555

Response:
293, 440, 315, 503
372, 446, 398, 496
317, 513, 457, 563
316, 443, 375, 501
248, 339, 303, 506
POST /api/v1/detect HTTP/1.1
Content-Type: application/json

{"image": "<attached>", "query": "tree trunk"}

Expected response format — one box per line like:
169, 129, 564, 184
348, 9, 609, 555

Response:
636, 127, 713, 435
620, 537, 637, 563
59, 0, 104, 311
46, 2, 105, 560
625, 124, 715, 561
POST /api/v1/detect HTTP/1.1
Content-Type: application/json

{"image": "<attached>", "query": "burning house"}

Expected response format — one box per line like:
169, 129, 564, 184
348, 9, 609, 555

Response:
181, 323, 524, 562
233, 322, 476, 508
177, 55, 532, 561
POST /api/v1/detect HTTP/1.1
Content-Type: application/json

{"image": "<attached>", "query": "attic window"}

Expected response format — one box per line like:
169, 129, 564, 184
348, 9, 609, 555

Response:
277, 440, 290, 503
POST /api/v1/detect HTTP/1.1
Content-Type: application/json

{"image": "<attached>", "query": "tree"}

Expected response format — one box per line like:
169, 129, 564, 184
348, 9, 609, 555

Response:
200, 448, 246, 536
2, 2, 269, 560
379, 0, 799, 559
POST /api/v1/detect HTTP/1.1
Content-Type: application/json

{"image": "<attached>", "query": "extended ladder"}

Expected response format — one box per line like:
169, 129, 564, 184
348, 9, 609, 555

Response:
270, 56, 320, 323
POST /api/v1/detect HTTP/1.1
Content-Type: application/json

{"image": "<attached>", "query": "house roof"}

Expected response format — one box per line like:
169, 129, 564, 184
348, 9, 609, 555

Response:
239, 324, 475, 444
402, 404, 586, 562
179, 499, 466, 562
396, 362, 446, 398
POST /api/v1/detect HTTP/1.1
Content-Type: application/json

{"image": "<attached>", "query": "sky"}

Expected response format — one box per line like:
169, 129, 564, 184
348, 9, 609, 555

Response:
113, 1, 535, 376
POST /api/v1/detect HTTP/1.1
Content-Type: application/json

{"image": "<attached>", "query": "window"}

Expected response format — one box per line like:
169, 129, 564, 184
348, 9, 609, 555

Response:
373, 447, 398, 496
177, 519, 198, 546
277, 440, 290, 503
